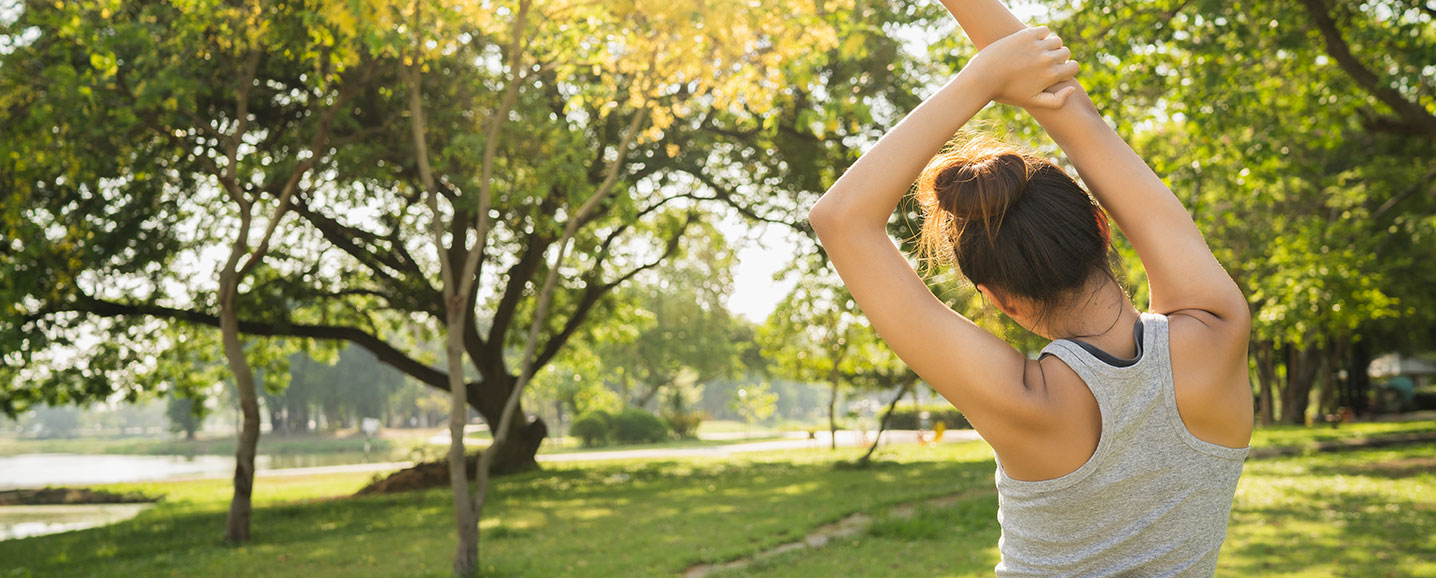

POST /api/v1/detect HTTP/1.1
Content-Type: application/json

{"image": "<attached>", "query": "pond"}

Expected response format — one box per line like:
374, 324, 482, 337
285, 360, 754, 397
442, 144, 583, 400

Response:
0, 452, 402, 541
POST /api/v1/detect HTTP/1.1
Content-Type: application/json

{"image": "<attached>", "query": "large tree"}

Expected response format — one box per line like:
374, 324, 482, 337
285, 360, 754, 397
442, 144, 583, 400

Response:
0, 0, 867, 472
1028, 0, 1436, 423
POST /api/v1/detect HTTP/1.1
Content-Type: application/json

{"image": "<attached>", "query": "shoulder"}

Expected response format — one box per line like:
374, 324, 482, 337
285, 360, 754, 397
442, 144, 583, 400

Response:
1163, 307, 1250, 362
1161, 309, 1254, 448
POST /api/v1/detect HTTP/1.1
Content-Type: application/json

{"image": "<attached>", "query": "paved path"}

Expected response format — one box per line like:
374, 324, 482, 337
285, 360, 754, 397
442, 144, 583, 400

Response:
537, 429, 983, 463
166, 429, 985, 480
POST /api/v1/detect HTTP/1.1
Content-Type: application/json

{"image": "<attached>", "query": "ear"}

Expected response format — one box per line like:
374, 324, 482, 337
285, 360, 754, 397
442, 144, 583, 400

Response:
976, 284, 1021, 318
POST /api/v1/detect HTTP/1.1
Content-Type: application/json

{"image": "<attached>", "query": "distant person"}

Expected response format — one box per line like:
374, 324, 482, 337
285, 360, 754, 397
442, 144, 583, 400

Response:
806, 1, 1253, 575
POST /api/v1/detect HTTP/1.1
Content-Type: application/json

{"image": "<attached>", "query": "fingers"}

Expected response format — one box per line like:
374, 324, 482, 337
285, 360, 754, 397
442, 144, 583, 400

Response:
1049, 46, 1072, 63
1029, 86, 1077, 110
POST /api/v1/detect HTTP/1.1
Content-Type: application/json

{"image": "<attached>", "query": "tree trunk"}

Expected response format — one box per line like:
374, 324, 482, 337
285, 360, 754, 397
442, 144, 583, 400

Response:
467, 378, 545, 475
1281, 343, 1322, 425
827, 382, 838, 450
1254, 341, 1277, 426
1318, 339, 1346, 418
858, 384, 910, 465
269, 406, 285, 436
444, 317, 479, 578
220, 269, 260, 544
1347, 338, 1372, 416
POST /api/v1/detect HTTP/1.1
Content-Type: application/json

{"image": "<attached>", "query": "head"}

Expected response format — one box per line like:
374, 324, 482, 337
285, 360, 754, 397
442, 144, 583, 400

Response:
915, 135, 1116, 338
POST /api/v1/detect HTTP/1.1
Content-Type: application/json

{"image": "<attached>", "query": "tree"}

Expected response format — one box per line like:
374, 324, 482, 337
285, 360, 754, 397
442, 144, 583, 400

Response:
591, 222, 741, 411
1022, 0, 1436, 424
728, 382, 778, 437
1, 0, 944, 475
760, 267, 921, 449
166, 395, 208, 440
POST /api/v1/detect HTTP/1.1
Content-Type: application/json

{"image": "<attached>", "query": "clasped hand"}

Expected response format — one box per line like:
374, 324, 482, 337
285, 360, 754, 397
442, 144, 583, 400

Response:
967, 26, 1079, 110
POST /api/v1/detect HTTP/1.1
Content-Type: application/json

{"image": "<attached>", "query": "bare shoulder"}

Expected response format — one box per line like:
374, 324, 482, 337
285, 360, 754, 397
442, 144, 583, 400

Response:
976, 355, 1101, 482
1166, 309, 1254, 448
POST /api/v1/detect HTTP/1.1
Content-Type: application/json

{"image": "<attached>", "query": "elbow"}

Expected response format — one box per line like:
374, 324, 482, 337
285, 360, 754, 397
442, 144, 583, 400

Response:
807, 195, 844, 239
1213, 289, 1252, 336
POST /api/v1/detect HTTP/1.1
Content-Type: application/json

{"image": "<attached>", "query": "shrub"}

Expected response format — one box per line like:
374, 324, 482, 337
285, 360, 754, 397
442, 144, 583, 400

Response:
662, 410, 705, 439
885, 405, 971, 430
570, 410, 614, 447
611, 408, 670, 444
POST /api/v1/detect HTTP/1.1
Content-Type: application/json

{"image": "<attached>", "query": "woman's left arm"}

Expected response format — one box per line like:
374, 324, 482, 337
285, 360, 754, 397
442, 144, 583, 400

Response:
808, 27, 1076, 425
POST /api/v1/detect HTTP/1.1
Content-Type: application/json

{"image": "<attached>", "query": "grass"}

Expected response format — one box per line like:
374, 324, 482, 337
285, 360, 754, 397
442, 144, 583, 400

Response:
714, 442, 1436, 578
1, 422, 1433, 577
0, 443, 997, 577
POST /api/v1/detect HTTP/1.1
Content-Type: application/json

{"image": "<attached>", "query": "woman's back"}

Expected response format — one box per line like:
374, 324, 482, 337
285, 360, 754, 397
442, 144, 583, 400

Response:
804, 5, 1255, 575
994, 313, 1248, 577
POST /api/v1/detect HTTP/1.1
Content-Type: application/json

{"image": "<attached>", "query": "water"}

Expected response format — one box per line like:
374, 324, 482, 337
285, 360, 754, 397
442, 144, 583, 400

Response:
0, 504, 153, 541
0, 451, 397, 541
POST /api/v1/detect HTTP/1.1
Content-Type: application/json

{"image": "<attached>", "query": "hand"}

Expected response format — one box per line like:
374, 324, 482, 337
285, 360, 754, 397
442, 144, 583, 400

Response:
966, 26, 1079, 110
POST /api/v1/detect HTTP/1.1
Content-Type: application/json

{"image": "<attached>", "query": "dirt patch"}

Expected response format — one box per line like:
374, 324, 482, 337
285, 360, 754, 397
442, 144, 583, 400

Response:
0, 487, 158, 506
355, 454, 481, 496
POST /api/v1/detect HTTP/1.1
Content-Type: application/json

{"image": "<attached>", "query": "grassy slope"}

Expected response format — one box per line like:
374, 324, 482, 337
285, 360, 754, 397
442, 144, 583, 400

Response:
2, 423, 1433, 577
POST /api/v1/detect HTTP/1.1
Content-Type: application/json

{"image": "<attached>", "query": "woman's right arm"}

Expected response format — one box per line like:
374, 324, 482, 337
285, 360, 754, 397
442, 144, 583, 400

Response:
936, 0, 1249, 329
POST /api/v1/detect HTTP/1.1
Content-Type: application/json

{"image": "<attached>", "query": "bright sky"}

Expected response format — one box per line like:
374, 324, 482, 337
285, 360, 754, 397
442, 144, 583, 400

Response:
720, 217, 804, 323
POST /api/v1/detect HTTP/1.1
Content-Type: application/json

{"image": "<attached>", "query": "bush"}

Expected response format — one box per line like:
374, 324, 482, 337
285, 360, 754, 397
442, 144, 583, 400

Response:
570, 411, 613, 447
611, 409, 670, 444
885, 405, 971, 431
662, 410, 705, 439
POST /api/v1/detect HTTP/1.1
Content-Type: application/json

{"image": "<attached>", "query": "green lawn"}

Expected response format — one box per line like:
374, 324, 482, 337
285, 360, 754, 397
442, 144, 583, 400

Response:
718, 443, 1436, 578
2, 424, 1433, 577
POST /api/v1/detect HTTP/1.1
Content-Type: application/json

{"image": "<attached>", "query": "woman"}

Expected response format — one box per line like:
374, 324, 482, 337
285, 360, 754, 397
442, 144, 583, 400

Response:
807, 1, 1253, 575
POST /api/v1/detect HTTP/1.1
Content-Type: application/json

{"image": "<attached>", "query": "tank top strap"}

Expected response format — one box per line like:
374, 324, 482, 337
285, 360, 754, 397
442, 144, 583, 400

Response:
1037, 313, 1163, 408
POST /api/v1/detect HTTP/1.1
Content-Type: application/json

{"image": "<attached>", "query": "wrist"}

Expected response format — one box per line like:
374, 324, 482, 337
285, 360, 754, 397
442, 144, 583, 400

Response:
942, 67, 997, 111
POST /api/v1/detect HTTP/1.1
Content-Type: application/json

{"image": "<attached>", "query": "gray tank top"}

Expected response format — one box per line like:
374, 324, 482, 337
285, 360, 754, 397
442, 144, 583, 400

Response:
993, 312, 1249, 577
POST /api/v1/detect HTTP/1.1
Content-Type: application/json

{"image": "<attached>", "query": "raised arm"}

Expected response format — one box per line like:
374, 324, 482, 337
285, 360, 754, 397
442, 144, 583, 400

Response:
808, 29, 1077, 433
937, 0, 1249, 327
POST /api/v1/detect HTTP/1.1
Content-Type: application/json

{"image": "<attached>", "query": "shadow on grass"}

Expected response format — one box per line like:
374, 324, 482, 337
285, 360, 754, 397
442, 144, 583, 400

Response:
1221, 446, 1436, 576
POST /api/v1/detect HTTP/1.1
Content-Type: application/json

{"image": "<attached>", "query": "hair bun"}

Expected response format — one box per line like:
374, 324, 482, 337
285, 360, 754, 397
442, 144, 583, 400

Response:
913, 136, 1115, 308
928, 150, 1029, 227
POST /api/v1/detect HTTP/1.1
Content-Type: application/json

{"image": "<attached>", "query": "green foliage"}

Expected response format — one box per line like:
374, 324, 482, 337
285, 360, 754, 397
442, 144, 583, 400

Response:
729, 383, 780, 426
569, 410, 614, 448
661, 410, 705, 439
164, 396, 208, 439
569, 407, 675, 446
610, 408, 671, 444
884, 405, 971, 431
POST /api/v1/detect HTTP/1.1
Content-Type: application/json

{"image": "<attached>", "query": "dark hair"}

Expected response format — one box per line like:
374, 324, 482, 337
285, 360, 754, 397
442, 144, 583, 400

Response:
915, 135, 1114, 318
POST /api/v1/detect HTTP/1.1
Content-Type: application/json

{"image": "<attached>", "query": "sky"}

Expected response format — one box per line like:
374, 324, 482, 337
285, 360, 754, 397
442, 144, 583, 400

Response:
719, 217, 804, 323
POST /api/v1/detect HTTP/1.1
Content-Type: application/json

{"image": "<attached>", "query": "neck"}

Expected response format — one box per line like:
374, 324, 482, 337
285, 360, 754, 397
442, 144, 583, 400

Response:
1043, 277, 1140, 356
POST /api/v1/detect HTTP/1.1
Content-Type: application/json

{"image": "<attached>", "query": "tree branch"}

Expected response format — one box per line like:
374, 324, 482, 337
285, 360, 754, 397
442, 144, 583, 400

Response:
65, 297, 448, 389
533, 209, 693, 370
1300, 0, 1436, 135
